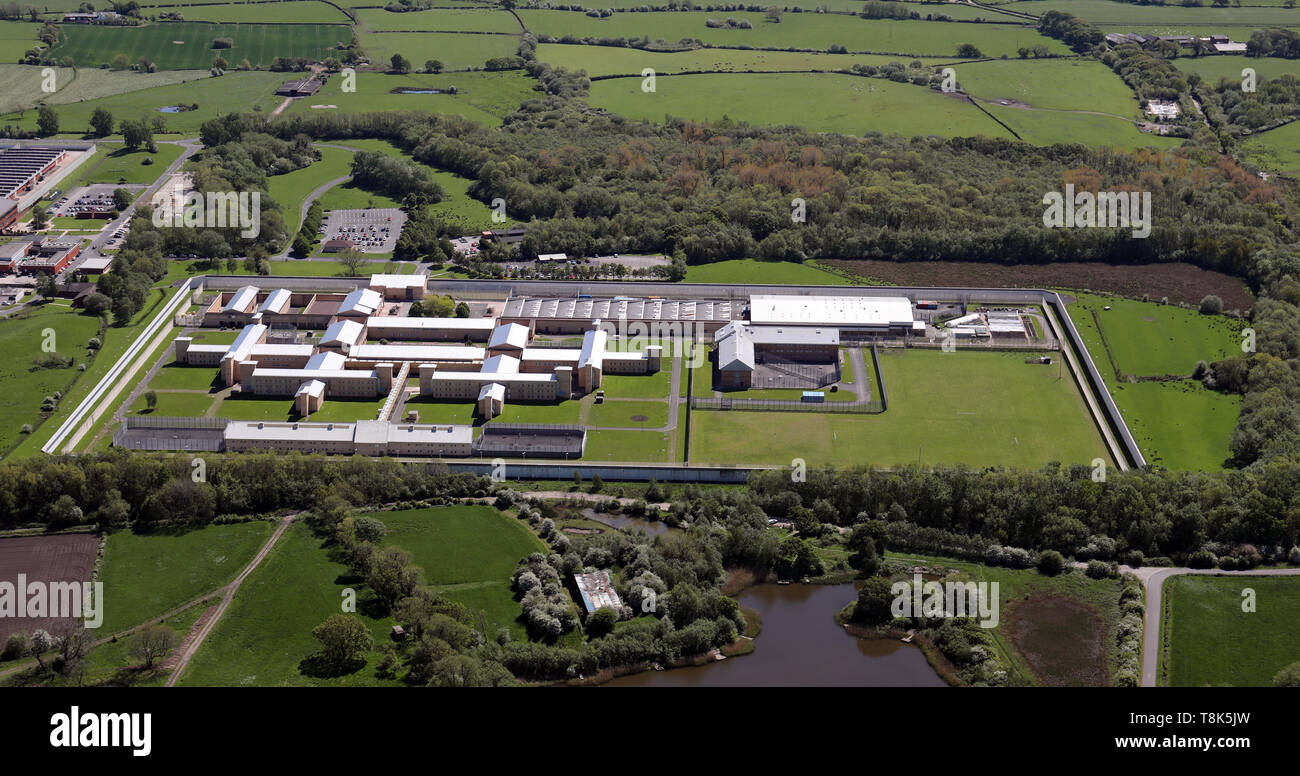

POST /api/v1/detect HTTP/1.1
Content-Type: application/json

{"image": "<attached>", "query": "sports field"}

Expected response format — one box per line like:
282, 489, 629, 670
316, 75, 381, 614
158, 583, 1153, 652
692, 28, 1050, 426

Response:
1163, 575, 1300, 687
690, 349, 1110, 469
47, 21, 350, 70
589, 72, 1012, 138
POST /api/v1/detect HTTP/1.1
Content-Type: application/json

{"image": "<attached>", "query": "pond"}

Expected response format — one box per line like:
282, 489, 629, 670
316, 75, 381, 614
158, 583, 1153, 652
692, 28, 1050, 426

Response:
604, 583, 947, 687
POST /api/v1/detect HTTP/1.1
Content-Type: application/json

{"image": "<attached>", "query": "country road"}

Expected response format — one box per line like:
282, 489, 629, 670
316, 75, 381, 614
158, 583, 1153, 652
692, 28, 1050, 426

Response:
165, 513, 297, 687
1136, 566, 1300, 687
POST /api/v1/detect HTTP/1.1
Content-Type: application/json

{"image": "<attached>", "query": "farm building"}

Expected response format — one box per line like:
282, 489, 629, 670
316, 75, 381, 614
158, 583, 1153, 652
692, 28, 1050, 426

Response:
276, 77, 323, 97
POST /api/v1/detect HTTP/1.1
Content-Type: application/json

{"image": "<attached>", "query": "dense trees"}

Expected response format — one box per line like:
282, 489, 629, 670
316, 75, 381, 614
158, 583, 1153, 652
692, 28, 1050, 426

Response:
349, 150, 443, 203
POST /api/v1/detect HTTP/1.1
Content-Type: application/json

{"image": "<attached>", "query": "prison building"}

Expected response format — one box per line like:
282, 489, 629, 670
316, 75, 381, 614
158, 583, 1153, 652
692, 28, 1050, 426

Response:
985, 310, 1027, 339
363, 316, 498, 342
486, 322, 531, 358
319, 319, 367, 353
174, 337, 228, 367
747, 294, 920, 337
248, 351, 387, 397
368, 273, 427, 301
337, 288, 384, 321
475, 424, 586, 459
499, 296, 736, 336
219, 323, 269, 385
378, 422, 474, 457
712, 322, 839, 390
348, 343, 484, 364
477, 382, 506, 419
257, 288, 292, 315
574, 570, 623, 614
577, 327, 606, 393
295, 379, 325, 416
419, 356, 567, 404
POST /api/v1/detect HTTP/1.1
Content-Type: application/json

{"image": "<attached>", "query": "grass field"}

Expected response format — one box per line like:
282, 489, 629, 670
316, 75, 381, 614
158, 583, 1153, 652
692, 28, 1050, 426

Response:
537, 43, 962, 77
685, 259, 850, 285
584, 428, 674, 462
181, 506, 543, 685
355, 8, 522, 33
161, 1, 351, 24
589, 398, 669, 427
520, 11, 1070, 57
266, 145, 353, 234
2, 70, 286, 135
590, 72, 1012, 138
77, 144, 184, 185
280, 70, 531, 126
981, 101, 1183, 149
1003, 0, 1300, 25
48, 21, 350, 70
0, 65, 204, 116
1164, 574, 1300, 687
1069, 292, 1243, 470
0, 20, 39, 63
1173, 54, 1300, 85
97, 521, 273, 634
147, 362, 221, 392
957, 57, 1139, 117
1242, 120, 1300, 176
0, 304, 102, 456
355, 30, 520, 73
691, 349, 1110, 468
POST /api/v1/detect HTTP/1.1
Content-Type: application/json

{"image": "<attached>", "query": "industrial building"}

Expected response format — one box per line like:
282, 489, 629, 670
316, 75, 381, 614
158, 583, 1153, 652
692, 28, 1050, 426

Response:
499, 296, 735, 336
0, 142, 95, 231
714, 322, 840, 390
747, 294, 920, 336
224, 420, 473, 457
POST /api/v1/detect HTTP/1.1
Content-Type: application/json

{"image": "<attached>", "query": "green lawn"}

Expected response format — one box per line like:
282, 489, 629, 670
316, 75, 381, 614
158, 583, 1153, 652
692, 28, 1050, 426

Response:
494, 399, 583, 425
589, 398, 669, 427
685, 259, 850, 285
147, 363, 221, 392
77, 144, 183, 185
591, 71, 1012, 138
402, 396, 478, 424
47, 21, 350, 70
1070, 292, 1243, 378
97, 521, 273, 635
1164, 575, 1300, 687
599, 369, 672, 399
279, 69, 530, 126
1107, 380, 1239, 471
537, 43, 962, 77
267, 145, 354, 235
691, 349, 1110, 468
129, 389, 215, 416
584, 428, 674, 462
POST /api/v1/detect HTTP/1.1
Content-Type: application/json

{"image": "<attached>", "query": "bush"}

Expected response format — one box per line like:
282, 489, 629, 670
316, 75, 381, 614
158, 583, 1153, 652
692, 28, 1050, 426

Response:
1085, 559, 1113, 579
1187, 549, 1217, 569
1289, 546, 1300, 566
1037, 550, 1065, 576
1199, 294, 1224, 314
1272, 662, 1300, 687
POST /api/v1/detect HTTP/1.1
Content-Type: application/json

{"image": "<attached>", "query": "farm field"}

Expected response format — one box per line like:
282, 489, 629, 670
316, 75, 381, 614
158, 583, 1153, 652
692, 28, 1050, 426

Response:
1108, 380, 1239, 471
354, 8, 522, 33
0, 20, 39, 62
537, 43, 963, 76
0, 65, 202, 116
0, 534, 98, 642
355, 30, 519, 73
981, 101, 1181, 149
160, 1, 351, 24
1069, 292, 1242, 379
1163, 575, 1300, 687
956, 58, 1139, 117
47, 22, 351, 70
519, 11, 1070, 57
685, 259, 850, 285
1173, 55, 1300, 85
888, 551, 1125, 686
589, 72, 1012, 138
1, 71, 287, 135
691, 349, 1110, 468
279, 70, 530, 126
1242, 120, 1300, 176
97, 521, 274, 635
1003, 0, 1300, 26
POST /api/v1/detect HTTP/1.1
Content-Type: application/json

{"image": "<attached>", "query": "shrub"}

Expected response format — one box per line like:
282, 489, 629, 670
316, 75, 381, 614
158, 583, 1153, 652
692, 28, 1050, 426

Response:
1085, 559, 1112, 579
1199, 294, 1223, 314
1037, 550, 1065, 576
1187, 549, 1216, 569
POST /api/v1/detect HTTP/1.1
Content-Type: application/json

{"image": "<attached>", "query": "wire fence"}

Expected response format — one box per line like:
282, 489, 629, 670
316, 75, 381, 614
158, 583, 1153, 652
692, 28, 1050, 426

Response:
124, 415, 229, 429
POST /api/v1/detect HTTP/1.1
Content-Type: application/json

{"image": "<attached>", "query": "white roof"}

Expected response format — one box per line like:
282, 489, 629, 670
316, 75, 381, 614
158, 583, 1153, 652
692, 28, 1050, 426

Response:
322, 319, 366, 348
714, 321, 755, 372
79, 256, 112, 271
537, 253, 566, 261
579, 328, 607, 370
250, 343, 314, 357
488, 322, 530, 350
296, 379, 326, 398
364, 316, 496, 331
369, 273, 427, 289
253, 367, 375, 381
749, 295, 915, 328
224, 420, 353, 443
482, 354, 521, 374
425, 371, 555, 384
223, 285, 259, 313
258, 288, 292, 314
351, 344, 483, 361
306, 351, 348, 371
478, 382, 506, 402
224, 323, 268, 363
338, 288, 383, 316
521, 348, 582, 362
386, 423, 472, 445
354, 420, 389, 445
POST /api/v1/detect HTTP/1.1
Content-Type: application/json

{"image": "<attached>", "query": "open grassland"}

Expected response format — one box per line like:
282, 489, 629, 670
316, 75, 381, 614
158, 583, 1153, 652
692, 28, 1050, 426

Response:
279, 70, 531, 126
520, 11, 1069, 57
376, 506, 546, 638
0, 65, 202, 115
584, 428, 675, 461
266, 144, 353, 234
0, 304, 102, 456
589, 72, 1012, 138
1173, 55, 1300, 85
97, 521, 274, 634
890, 551, 1124, 686
355, 7, 522, 32
1242, 120, 1300, 176
1003, 0, 1300, 25
48, 21, 350, 70
156, 1, 352, 24
1164, 575, 1300, 687
356, 30, 519, 72
2, 70, 287, 135
691, 349, 1110, 468
685, 259, 850, 285
537, 43, 962, 76
0, 20, 39, 62
957, 57, 1138, 117
1069, 292, 1243, 470
77, 144, 184, 185
180, 507, 542, 685
981, 101, 1182, 149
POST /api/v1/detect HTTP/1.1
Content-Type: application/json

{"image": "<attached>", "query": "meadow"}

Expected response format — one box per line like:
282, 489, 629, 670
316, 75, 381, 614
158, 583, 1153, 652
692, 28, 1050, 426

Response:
1163, 574, 1300, 687
537, 43, 961, 76
0, 20, 38, 63
955, 57, 1139, 117
266, 144, 353, 234
684, 259, 850, 285
77, 144, 185, 185
1107, 380, 1239, 471
159, 1, 352, 24
354, 8, 523, 33
589, 71, 1012, 138
48, 21, 350, 70
1242, 120, 1300, 176
1002, 0, 1300, 26
97, 521, 274, 634
519, 11, 1070, 57
690, 349, 1110, 469
980, 101, 1182, 149
0, 304, 102, 456
355, 30, 519, 72
279, 70, 532, 126
1173, 55, 1300, 85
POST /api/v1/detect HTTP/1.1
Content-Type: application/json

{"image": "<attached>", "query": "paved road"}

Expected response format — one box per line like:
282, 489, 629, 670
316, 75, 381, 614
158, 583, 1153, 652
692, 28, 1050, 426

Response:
271, 173, 352, 260
1137, 566, 1300, 687
165, 513, 297, 687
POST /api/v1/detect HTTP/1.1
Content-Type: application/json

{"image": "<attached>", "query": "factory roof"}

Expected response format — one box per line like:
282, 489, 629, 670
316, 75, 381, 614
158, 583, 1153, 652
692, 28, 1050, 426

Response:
748, 294, 915, 328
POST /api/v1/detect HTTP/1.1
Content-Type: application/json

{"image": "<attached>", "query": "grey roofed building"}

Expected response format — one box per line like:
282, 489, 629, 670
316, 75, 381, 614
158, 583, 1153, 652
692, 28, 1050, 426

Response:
714, 321, 755, 372
488, 321, 530, 350
222, 285, 259, 313
574, 570, 623, 614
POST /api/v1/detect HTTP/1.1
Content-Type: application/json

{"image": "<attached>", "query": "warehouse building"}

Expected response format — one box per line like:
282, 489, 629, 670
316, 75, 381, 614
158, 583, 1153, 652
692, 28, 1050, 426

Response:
747, 294, 920, 337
